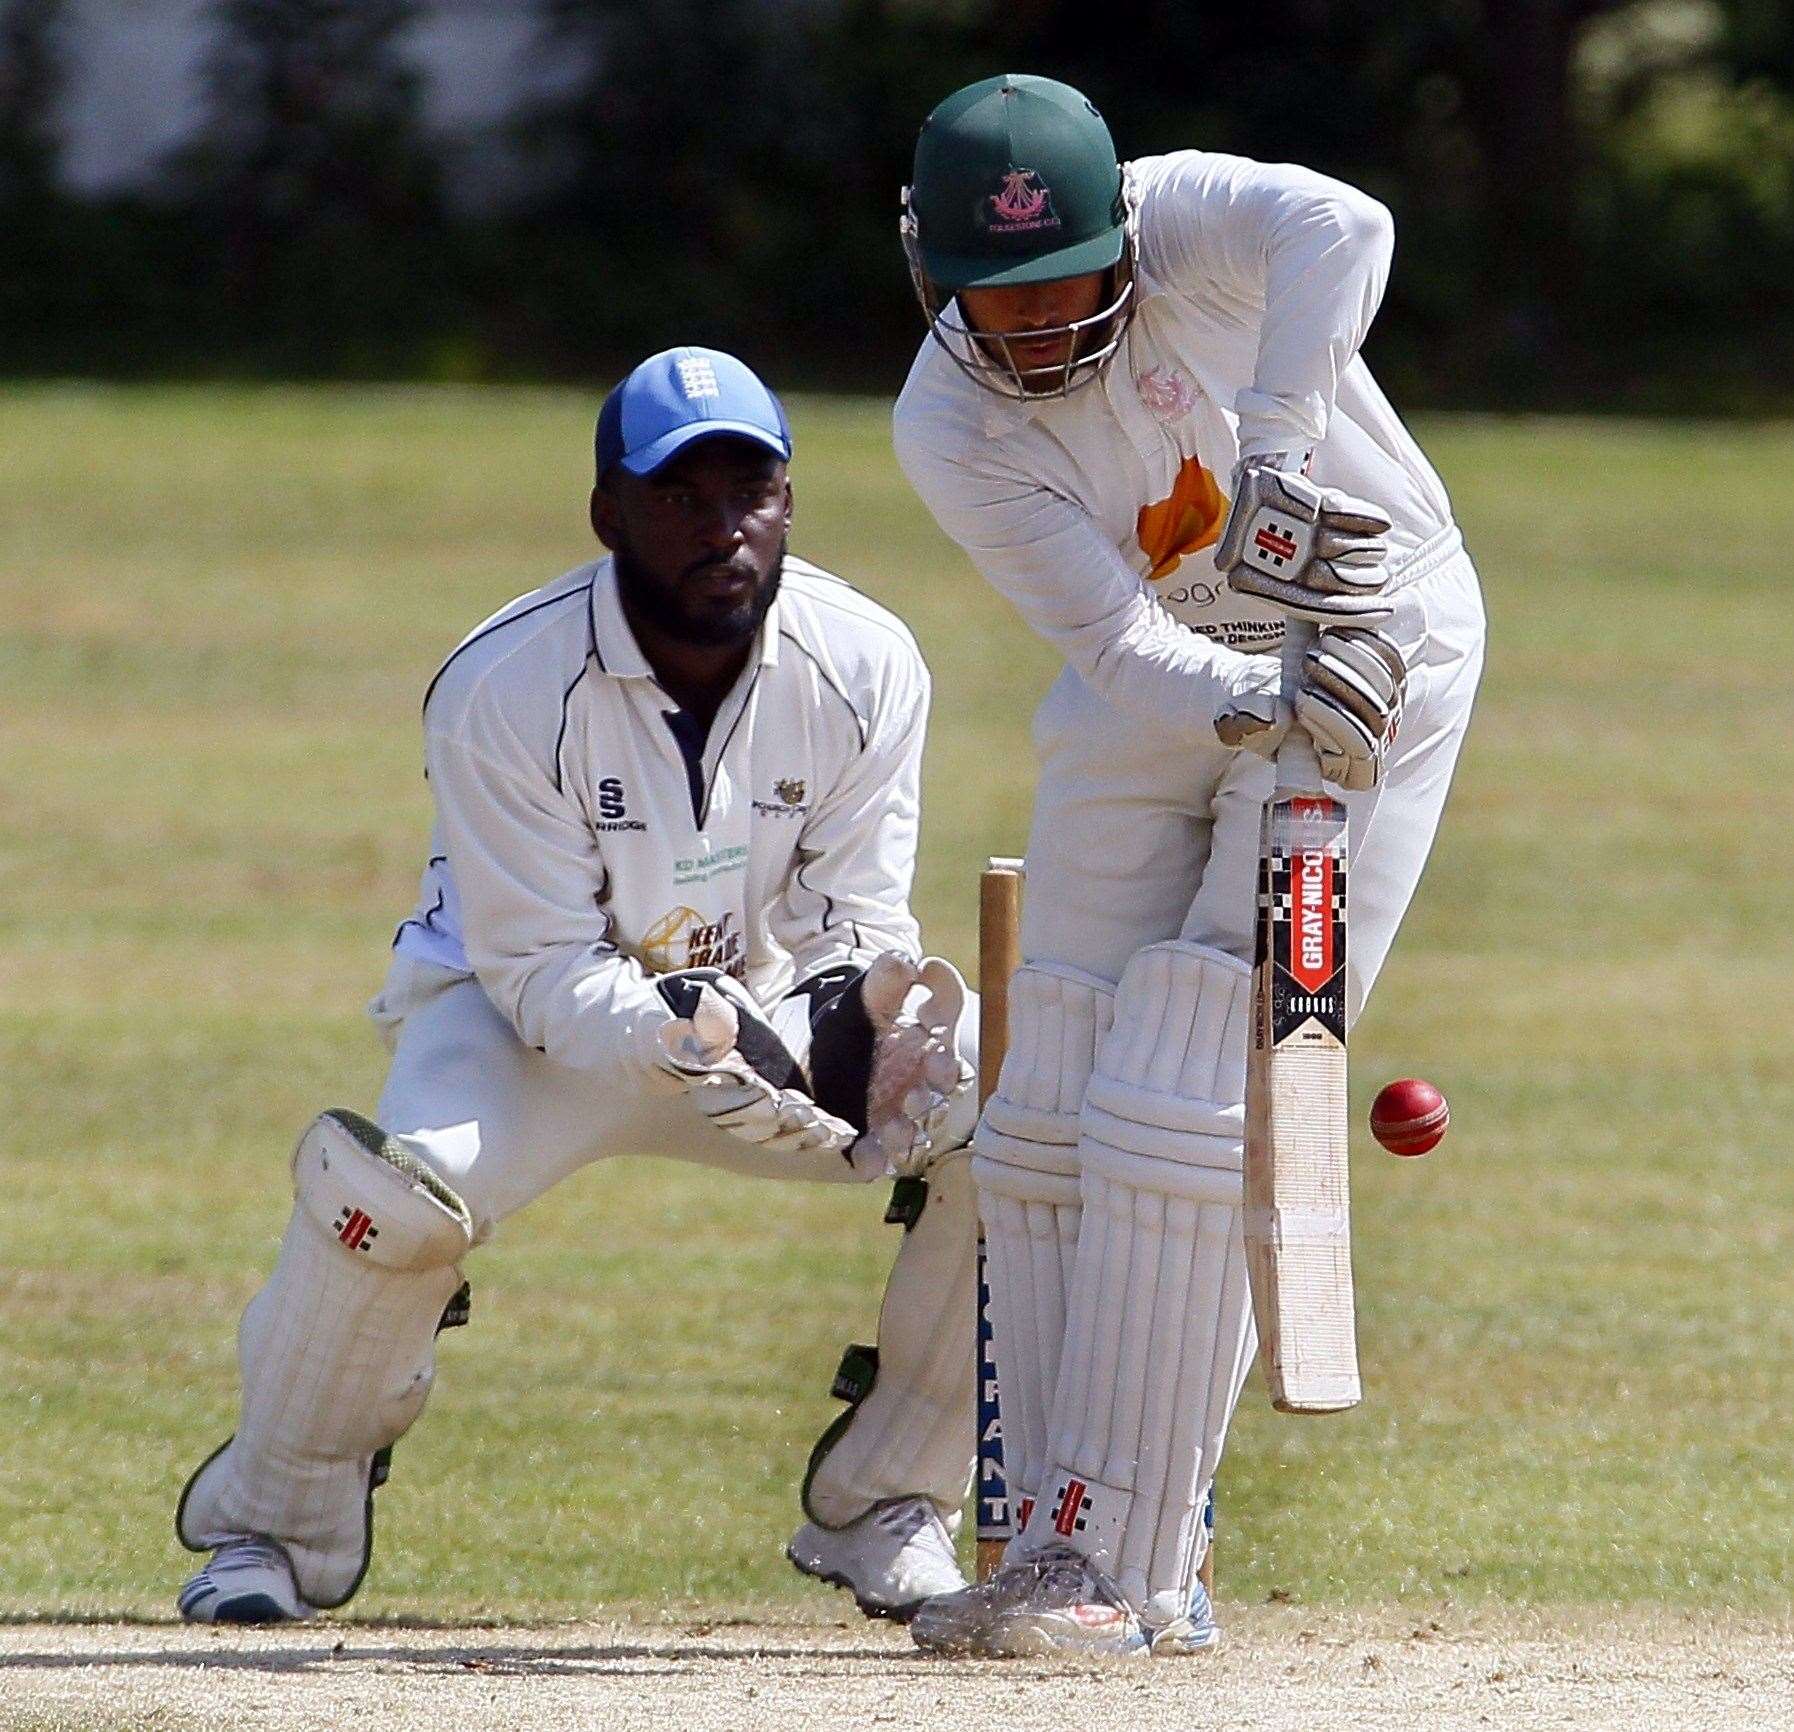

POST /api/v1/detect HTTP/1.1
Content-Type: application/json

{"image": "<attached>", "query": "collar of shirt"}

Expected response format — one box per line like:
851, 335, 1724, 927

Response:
587, 557, 783, 682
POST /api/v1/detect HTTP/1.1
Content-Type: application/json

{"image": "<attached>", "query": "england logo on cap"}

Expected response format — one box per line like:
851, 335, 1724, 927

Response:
675, 357, 721, 400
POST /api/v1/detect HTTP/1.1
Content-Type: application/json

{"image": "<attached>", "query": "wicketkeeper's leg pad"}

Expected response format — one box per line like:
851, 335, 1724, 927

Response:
802, 1146, 978, 1530
971, 962, 1114, 1530
177, 1110, 474, 1608
1024, 942, 1256, 1625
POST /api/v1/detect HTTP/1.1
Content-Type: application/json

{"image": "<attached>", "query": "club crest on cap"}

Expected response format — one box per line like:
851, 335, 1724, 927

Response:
988, 168, 1061, 235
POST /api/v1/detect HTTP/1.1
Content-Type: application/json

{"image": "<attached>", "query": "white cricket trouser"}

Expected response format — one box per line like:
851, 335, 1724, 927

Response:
370, 960, 981, 1528
371, 960, 884, 1230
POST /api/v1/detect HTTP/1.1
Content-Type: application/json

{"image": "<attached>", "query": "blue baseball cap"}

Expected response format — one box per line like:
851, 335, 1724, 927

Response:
595, 346, 792, 479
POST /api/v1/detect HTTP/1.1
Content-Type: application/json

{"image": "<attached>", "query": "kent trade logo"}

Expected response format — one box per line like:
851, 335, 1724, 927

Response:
640, 906, 744, 975
986, 168, 1061, 236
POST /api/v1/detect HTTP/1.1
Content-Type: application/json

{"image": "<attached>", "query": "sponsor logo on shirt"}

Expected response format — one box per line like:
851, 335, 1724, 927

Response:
1144, 564, 1283, 650
673, 843, 749, 887
1196, 617, 1283, 652
595, 775, 647, 833
640, 906, 744, 975
1136, 454, 1228, 581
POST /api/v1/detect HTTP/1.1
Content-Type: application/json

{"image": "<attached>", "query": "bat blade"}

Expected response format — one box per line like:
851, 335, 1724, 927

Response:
1244, 782, 1361, 1414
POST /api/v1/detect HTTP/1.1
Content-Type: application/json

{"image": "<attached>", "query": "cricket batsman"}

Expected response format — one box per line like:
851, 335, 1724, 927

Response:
175, 346, 981, 1625
893, 76, 1486, 1655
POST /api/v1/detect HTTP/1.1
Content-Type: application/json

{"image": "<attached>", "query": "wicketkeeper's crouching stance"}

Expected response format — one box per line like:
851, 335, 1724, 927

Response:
175, 347, 982, 1625
892, 78, 1486, 1656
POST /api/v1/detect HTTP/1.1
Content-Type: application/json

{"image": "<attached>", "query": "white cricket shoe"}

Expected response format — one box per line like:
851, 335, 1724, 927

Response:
979, 1545, 1146, 1658
913, 1544, 1144, 1659
914, 1550, 1222, 1660
787, 1496, 967, 1622
178, 1536, 311, 1624
909, 1556, 1040, 1656
1147, 1577, 1222, 1655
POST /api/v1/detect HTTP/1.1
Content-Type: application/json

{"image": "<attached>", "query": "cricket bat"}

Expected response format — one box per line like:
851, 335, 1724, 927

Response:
1243, 619, 1362, 1414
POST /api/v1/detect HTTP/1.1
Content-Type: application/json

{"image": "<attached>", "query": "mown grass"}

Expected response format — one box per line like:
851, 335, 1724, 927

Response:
2, 388, 1790, 1619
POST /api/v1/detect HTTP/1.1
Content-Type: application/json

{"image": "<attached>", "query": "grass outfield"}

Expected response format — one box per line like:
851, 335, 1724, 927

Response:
2, 387, 1790, 1622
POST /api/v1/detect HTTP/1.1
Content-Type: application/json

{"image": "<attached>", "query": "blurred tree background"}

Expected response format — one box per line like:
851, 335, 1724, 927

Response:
3, 0, 1790, 406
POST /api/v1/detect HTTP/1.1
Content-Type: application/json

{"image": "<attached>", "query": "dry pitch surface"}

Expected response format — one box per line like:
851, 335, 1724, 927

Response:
3, 1610, 1788, 1732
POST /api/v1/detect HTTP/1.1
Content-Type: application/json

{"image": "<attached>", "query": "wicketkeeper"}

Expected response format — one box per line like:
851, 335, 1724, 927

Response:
893, 76, 1486, 1656
175, 347, 981, 1625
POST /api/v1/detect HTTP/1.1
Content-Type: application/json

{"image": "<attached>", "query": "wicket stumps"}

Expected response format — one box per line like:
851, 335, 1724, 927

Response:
975, 858, 1024, 1582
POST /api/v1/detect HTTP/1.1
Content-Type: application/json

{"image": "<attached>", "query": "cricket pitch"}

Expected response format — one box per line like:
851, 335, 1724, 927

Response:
2, 1608, 1787, 1731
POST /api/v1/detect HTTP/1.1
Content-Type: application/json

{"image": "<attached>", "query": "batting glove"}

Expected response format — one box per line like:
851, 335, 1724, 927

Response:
1217, 459, 1393, 624
1213, 626, 1407, 792
1294, 625, 1407, 791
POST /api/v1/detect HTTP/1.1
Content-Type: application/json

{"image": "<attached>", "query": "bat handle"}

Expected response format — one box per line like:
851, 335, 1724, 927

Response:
1274, 618, 1324, 796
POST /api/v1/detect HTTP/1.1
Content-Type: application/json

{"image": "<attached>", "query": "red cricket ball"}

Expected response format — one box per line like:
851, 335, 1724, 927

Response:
1370, 1077, 1449, 1156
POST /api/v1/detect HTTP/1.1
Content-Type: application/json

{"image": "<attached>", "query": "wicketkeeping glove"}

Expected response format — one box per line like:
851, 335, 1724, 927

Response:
1217, 459, 1394, 624
807, 954, 973, 1178
648, 969, 857, 1157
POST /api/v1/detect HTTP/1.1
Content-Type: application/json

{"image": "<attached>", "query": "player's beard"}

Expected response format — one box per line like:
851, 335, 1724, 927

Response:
613, 534, 785, 649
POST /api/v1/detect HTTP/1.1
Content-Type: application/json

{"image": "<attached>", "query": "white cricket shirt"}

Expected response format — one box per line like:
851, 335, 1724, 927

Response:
893, 149, 1466, 741
392, 555, 928, 1075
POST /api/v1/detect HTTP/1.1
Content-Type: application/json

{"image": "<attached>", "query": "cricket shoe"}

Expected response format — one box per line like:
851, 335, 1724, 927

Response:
1145, 1576, 1222, 1655
178, 1536, 311, 1624
913, 1545, 1145, 1659
979, 1545, 1147, 1658
787, 1495, 967, 1622
909, 1554, 1046, 1657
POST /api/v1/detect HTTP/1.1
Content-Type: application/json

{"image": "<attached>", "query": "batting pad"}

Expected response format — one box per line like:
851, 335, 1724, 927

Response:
977, 962, 1116, 1178
178, 1110, 473, 1608
975, 1162, 1080, 1543
1026, 942, 1257, 1621
971, 962, 1114, 1530
804, 1146, 979, 1528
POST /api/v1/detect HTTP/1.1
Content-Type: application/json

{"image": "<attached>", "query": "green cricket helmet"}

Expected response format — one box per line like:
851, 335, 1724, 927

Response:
900, 74, 1138, 399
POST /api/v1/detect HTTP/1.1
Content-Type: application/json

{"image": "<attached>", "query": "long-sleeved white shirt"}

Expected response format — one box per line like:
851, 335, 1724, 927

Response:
391, 554, 928, 1075
893, 149, 1463, 742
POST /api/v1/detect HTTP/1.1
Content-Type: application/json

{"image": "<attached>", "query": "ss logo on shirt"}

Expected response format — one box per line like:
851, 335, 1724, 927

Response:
598, 777, 626, 820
